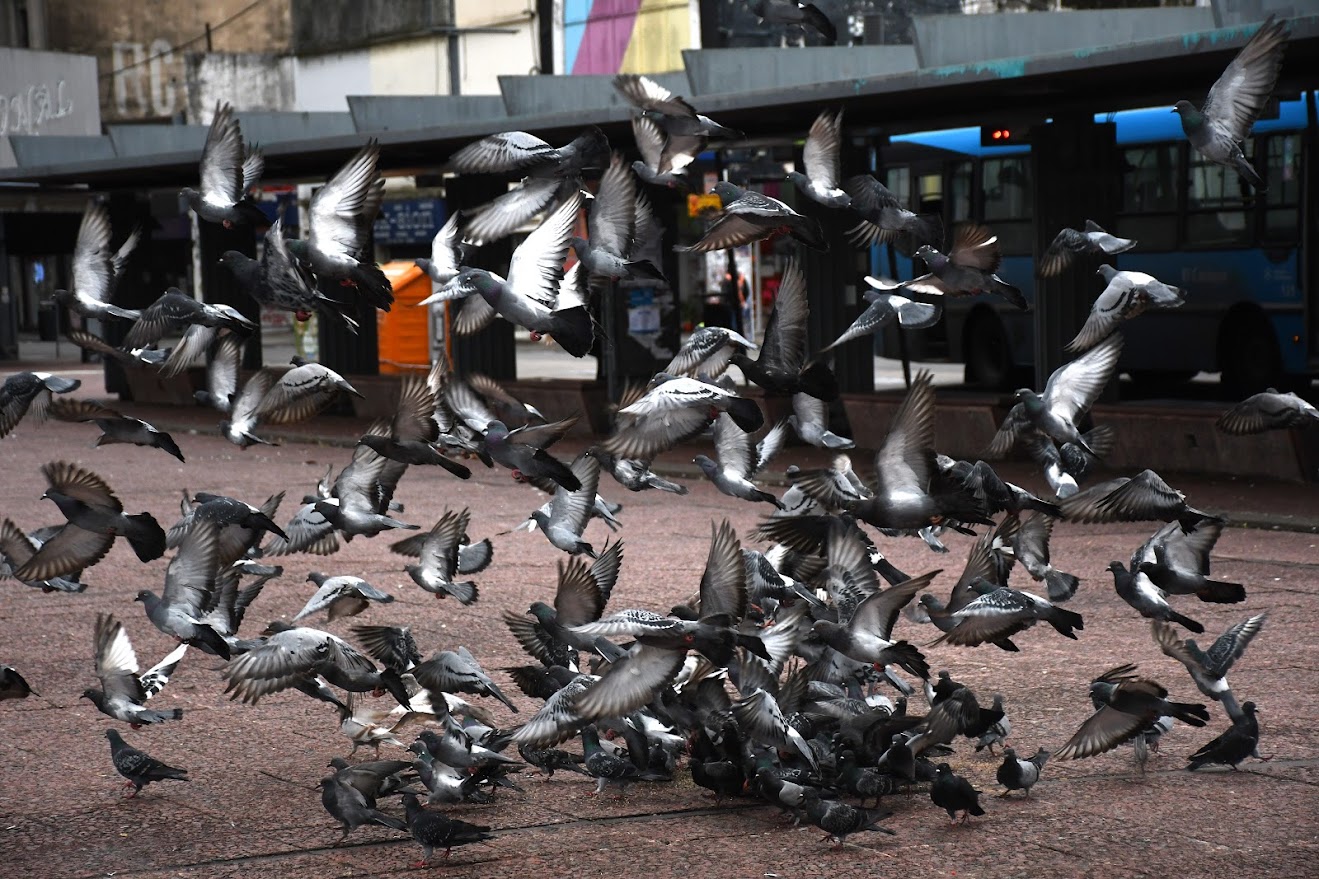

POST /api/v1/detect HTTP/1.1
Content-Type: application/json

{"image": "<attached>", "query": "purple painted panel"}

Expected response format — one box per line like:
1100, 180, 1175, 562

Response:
571, 0, 642, 75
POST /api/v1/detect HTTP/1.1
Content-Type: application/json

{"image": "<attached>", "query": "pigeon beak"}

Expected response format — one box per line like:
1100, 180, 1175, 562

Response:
1169, 107, 1178, 114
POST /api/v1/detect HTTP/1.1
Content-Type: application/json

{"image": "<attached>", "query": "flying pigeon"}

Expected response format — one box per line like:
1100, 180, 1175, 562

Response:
412, 646, 518, 714
64, 327, 167, 369
1008, 512, 1079, 602
1133, 520, 1245, 604
600, 373, 764, 462
287, 141, 393, 309
14, 461, 166, 581
406, 508, 480, 604
123, 287, 256, 379
1037, 220, 1136, 278
48, 398, 185, 462
1174, 16, 1289, 190
82, 613, 187, 727
1061, 469, 1221, 534
356, 374, 471, 480
987, 331, 1123, 460
1055, 664, 1209, 760
1107, 560, 1204, 634
731, 258, 838, 400
180, 101, 266, 228
572, 152, 664, 283
136, 519, 232, 659
1216, 388, 1319, 434
1153, 614, 1266, 721
822, 284, 941, 354
869, 223, 1024, 309
628, 111, 697, 189
1186, 702, 1262, 771
0, 518, 84, 593
529, 453, 602, 557
843, 175, 943, 254
0, 371, 81, 439
676, 181, 825, 253
614, 74, 740, 144
787, 108, 849, 208
53, 200, 141, 321
788, 392, 854, 450
105, 729, 189, 797
224, 623, 383, 705
295, 572, 394, 622
220, 218, 357, 329
695, 415, 788, 509
663, 325, 758, 379
1066, 266, 1184, 352
750, 1, 837, 44
414, 211, 468, 287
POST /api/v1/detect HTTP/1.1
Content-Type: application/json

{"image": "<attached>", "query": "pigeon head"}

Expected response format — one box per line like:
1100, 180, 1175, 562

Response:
693, 454, 719, 476
1242, 701, 1257, 714
1106, 560, 1127, 575
80, 689, 99, 703
914, 245, 947, 269
459, 269, 500, 296
934, 763, 952, 775
307, 572, 327, 585
484, 420, 510, 440
527, 601, 556, 624
785, 170, 811, 189
711, 181, 743, 204
1002, 747, 1018, 760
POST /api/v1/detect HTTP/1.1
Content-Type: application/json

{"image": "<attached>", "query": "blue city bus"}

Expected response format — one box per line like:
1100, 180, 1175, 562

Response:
870, 93, 1317, 393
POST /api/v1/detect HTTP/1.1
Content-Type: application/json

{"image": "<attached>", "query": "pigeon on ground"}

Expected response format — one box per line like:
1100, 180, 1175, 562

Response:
286, 141, 393, 309
789, 371, 992, 533
406, 509, 480, 604
822, 284, 941, 355
14, 461, 166, 581
788, 392, 854, 450
731, 258, 838, 400
600, 373, 764, 462
997, 747, 1049, 797
988, 331, 1122, 460
1055, 664, 1209, 760
1133, 520, 1244, 603
0, 665, 34, 700
802, 791, 895, 845
1107, 561, 1204, 634
663, 325, 758, 380
843, 175, 943, 254
931, 763, 985, 824
123, 287, 256, 378
136, 520, 232, 659
54, 200, 141, 321
180, 101, 266, 228
105, 729, 188, 797
750, 1, 837, 44
975, 696, 1012, 754
48, 398, 185, 462
400, 786, 495, 860
1062, 469, 1221, 534
295, 572, 394, 622
1216, 389, 1319, 434
677, 181, 825, 253
696, 416, 788, 509
0, 371, 81, 439
1066, 266, 1184, 352
82, 613, 186, 727
1037, 220, 1136, 278
572, 152, 664, 283
1187, 702, 1261, 771
320, 775, 407, 842
1153, 614, 1265, 721
1174, 15, 1289, 191
788, 108, 849, 208
869, 223, 1024, 309
0, 518, 85, 593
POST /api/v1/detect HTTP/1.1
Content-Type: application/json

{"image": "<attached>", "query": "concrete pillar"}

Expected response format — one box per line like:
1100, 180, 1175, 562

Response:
1030, 116, 1121, 393
103, 192, 155, 396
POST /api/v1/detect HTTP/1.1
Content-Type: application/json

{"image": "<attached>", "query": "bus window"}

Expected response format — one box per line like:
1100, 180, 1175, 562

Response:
884, 166, 911, 207
982, 157, 1031, 254
1118, 144, 1179, 249
1187, 140, 1253, 247
949, 160, 973, 224
1263, 134, 1300, 241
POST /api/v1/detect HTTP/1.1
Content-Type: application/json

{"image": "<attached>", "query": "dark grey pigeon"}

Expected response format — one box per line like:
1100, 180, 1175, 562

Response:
1010, 512, 1079, 602
1107, 560, 1204, 634
822, 284, 941, 354
287, 141, 393, 309
400, 790, 494, 863
1062, 469, 1221, 534
614, 74, 741, 142
589, 447, 688, 495
179, 101, 266, 228
1153, 614, 1265, 721
730, 258, 838, 400
406, 508, 480, 605
313, 440, 420, 540
220, 218, 358, 330
49, 397, 184, 462
0, 371, 81, 439
0, 517, 85, 593
485, 419, 581, 492
0, 665, 34, 700
802, 790, 895, 845
1133, 520, 1244, 604
844, 175, 942, 254
787, 108, 849, 207
1187, 701, 1261, 771
319, 775, 407, 842
168, 491, 286, 568
1216, 388, 1319, 435
225, 623, 382, 705
811, 553, 937, 679
750, 1, 837, 44
696, 416, 788, 509
1174, 16, 1288, 190
933, 578, 1083, 647
676, 181, 825, 253
295, 572, 394, 622
1037, 220, 1136, 278
931, 763, 985, 824
988, 331, 1122, 459
64, 327, 168, 369
136, 519, 232, 659
510, 540, 625, 666
82, 613, 186, 727
1067, 266, 1184, 353
356, 373, 471, 480
996, 747, 1049, 797
54, 200, 141, 321
412, 647, 518, 714
123, 287, 256, 375
105, 729, 188, 797
14, 461, 166, 581
1055, 664, 1209, 761
870, 223, 1024, 310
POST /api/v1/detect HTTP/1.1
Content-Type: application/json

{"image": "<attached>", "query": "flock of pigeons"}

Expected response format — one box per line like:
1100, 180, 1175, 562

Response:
0, 12, 1315, 867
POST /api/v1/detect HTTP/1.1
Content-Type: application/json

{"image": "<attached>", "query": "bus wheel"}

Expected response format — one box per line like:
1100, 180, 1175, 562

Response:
963, 311, 1012, 390
1219, 311, 1281, 397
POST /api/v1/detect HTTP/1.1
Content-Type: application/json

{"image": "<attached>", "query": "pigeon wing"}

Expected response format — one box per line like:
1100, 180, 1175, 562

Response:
1201, 16, 1289, 143
1042, 331, 1123, 423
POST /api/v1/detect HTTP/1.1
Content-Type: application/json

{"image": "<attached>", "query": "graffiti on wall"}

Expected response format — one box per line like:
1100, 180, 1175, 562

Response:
0, 80, 76, 134
111, 39, 183, 118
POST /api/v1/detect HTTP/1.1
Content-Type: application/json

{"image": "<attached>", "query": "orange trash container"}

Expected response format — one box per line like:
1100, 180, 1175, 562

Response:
377, 261, 433, 375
